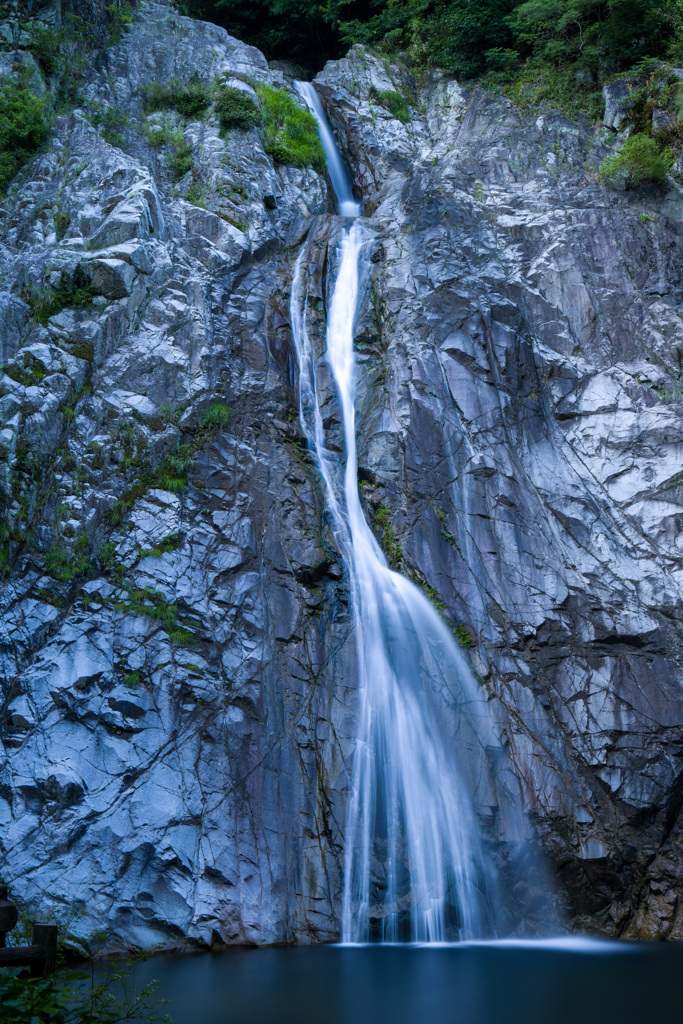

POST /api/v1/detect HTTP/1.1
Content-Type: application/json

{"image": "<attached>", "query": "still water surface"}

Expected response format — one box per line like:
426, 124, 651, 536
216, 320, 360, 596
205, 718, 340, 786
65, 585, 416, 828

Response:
130, 941, 683, 1024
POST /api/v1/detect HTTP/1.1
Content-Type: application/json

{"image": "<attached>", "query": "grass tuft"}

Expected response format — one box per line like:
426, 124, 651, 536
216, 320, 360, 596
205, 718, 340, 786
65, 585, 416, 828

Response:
257, 83, 325, 170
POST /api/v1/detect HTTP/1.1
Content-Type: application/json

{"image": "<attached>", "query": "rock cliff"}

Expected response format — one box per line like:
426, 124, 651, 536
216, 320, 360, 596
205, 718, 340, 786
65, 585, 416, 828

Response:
2, 1, 683, 948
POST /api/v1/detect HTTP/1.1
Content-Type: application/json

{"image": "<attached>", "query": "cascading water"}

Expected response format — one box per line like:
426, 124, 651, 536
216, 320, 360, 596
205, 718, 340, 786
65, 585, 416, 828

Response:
291, 83, 529, 943
294, 81, 361, 217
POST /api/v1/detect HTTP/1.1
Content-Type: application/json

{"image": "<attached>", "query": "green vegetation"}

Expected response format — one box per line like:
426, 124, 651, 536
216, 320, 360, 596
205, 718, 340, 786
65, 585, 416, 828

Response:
0, 86, 52, 193
27, 15, 100, 109
373, 504, 402, 565
257, 83, 325, 170
106, 0, 135, 44
113, 584, 194, 644
140, 532, 181, 559
178, 0, 683, 120
215, 86, 263, 131
141, 76, 212, 118
202, 401, 232, 428
454, 623, 475, 647
107, 402, 230, 525
144, 117, 194, 180
0, 955, 168, 1024
90, 102, 131, 147
44, 532, 90, 582
600, 133, 674, 186
168, 137, 194, 179
370, 87, 410, 123
21, 265, 98, 325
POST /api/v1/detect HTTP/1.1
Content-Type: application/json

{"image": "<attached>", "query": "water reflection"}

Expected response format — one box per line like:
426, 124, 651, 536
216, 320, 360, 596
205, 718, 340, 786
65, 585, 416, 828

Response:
128, 944, 683, 1024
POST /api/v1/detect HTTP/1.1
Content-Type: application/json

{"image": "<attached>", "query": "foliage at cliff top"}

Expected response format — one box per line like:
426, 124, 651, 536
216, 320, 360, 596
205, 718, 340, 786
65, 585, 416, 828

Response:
176, 0, 683, 115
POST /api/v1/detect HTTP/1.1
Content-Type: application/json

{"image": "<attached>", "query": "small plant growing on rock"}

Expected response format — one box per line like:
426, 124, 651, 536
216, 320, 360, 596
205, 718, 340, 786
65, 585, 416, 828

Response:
21, 265, 98, 325
106, 0, 135, 44
215, 86, 262, 131
90, 102, 131, 148
599, 133, 674, 187
141, 76, 212, 119
202, 402, 231, 428
369, 87, 410, 123
454, 624, 475, 647
44, 533, 90, 583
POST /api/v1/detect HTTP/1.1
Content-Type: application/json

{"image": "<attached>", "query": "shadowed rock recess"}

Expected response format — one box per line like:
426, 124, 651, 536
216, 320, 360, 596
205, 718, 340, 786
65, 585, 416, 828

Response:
2, 2, 683, 948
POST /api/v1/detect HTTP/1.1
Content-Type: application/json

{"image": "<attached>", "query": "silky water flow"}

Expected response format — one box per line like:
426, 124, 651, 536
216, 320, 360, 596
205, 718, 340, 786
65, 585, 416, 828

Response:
292, 83, 540, 944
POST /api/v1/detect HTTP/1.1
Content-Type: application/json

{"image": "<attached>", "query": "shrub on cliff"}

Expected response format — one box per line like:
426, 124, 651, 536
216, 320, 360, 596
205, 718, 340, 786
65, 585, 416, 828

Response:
257, 84, 325, 170
0, 86, 52, 193
215, 86, 262, 131
141, 76, 212, 119
599, 133, 674, 187
370, 87, 410, 123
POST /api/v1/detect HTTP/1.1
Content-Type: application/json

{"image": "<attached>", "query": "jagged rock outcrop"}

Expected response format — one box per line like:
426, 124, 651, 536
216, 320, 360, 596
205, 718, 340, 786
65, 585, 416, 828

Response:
3, 2, 683, 948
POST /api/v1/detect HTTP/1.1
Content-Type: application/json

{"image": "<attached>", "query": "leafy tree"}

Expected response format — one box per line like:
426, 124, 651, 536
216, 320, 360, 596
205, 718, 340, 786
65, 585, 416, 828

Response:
424, 0, 517, 77
511, 0, 673, 79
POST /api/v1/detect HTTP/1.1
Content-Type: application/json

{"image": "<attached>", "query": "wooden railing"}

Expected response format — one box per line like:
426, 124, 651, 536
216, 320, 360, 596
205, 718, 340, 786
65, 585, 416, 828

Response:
0, 886, 57, 977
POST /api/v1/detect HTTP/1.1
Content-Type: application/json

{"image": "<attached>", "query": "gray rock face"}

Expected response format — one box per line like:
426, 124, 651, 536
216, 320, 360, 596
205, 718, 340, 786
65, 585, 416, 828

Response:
316, 48, 683, 939
3, 7, 683, 949
0, 2, 346, 950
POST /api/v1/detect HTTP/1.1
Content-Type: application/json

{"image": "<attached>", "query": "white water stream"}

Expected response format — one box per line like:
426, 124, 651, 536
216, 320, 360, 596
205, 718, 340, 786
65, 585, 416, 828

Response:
291, 83, 519, 943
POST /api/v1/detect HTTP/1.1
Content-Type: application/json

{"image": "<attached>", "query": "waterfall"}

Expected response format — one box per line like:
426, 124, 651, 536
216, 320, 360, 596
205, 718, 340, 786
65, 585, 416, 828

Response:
294, 81, 361, 217
290, 84, 528, 944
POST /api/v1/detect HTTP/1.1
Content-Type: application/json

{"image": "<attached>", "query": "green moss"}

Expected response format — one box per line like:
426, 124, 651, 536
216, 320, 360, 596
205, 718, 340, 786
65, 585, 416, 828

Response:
600, 133, 674, 187
215, 86, 262, 131
257, 83, 325, 170
422, 583, 447, 616
370, 87, 410, 123
71, 339, 95, 363
54, 209, 69, 241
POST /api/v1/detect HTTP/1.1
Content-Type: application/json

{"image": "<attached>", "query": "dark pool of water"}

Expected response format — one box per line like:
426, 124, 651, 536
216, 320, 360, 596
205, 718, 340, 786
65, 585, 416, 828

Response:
129, 939, 683, 1024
